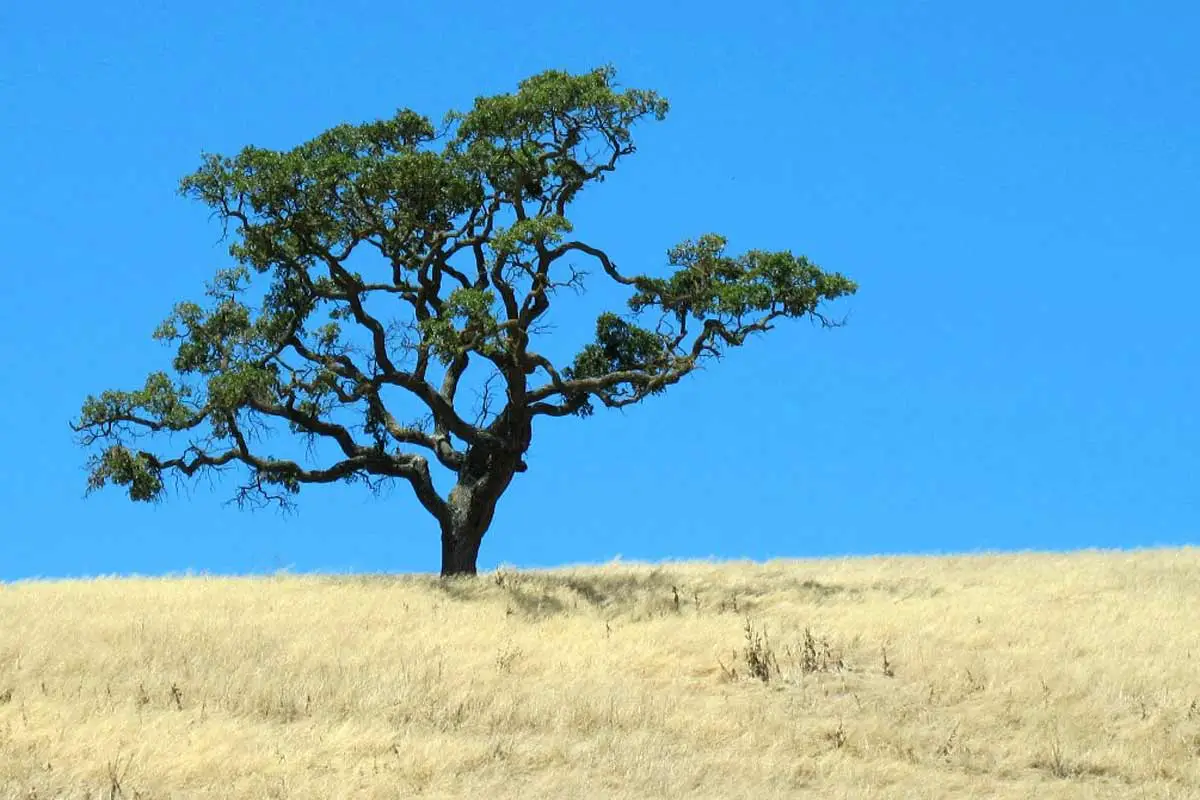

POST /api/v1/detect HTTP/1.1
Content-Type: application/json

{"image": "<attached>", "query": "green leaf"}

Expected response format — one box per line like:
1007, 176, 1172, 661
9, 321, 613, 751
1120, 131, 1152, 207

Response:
86, 446, 164, 503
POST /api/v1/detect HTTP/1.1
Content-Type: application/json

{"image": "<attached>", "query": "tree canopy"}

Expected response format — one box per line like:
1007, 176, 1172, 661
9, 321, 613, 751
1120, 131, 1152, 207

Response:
73, 66, 857, 576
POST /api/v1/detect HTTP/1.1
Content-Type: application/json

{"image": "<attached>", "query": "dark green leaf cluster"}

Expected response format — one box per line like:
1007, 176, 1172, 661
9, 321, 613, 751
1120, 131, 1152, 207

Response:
85, 446, 163, 502
450, 66, 668, 205
453, 66, 667, 143
180, 112, 479, 274
78, 372, 196, 437
630, 234, 857, 326
418, 287, 504, 365
565, 313, 672, 382
561, 313, 676, 415
489, 216, 573, 260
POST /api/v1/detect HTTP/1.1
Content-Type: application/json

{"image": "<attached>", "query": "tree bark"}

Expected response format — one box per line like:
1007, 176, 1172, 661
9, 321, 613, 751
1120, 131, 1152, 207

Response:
438, 457, 518, 577
440, 517, 486, 577
438, 412, 530, 577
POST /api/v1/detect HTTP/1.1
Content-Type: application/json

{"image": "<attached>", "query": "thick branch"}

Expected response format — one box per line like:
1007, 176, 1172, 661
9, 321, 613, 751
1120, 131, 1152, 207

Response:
141, 437, 448, 525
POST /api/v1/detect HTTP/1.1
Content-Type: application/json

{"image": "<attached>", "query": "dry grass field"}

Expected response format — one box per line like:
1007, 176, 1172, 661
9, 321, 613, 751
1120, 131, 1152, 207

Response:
1, 548, 1198, 799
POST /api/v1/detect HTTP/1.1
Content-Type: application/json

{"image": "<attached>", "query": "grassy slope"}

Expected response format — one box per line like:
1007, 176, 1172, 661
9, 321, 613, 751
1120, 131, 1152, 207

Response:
0, 548, 1198, 799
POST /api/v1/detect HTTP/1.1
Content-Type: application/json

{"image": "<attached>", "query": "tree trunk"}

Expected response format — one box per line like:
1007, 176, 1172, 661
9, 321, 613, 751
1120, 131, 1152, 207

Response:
440, 517, 486, 577
439, 470, 510, 578
439, 413, 530, 577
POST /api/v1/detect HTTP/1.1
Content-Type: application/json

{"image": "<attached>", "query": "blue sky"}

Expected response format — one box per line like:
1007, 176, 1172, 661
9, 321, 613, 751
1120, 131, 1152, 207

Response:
1, 1, 1196, 579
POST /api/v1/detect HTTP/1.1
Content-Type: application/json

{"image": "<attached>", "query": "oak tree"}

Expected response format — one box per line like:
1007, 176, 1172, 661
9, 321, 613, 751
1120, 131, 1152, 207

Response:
73, 67, 857, 576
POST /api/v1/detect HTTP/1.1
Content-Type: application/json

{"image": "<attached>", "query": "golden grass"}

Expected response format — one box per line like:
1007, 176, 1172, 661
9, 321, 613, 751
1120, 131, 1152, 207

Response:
1, 548, 1199, 798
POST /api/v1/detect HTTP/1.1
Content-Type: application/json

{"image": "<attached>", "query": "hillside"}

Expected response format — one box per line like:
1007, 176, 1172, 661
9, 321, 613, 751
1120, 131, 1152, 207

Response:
1, 548, 1198, 798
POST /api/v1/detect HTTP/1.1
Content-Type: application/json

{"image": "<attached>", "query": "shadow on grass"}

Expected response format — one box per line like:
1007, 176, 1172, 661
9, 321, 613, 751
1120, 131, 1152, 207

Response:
429, 567, 872, 620
318, 563, 935, 620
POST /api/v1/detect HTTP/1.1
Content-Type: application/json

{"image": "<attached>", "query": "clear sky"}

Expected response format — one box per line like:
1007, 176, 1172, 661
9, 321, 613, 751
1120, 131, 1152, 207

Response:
1, 1, 1196, 580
